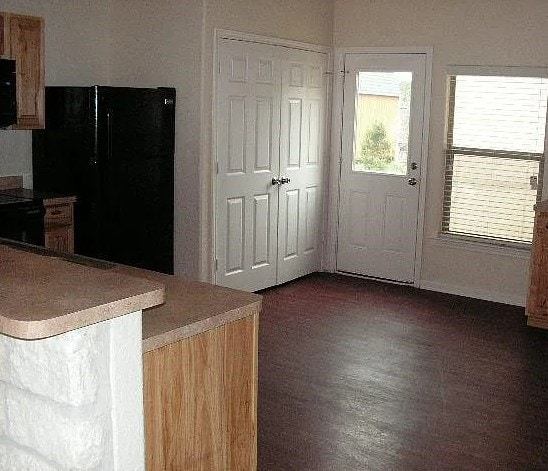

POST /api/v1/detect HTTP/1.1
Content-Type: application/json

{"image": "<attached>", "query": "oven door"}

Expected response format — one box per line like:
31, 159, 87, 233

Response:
0, 205, 45, 246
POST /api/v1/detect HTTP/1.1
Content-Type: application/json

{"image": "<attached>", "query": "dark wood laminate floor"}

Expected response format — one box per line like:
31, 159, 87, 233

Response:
257, 273, 548, 471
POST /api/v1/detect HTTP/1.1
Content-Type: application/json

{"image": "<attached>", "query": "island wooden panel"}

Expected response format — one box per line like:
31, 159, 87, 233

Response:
225, 314, 258, 471
144, 313, 258, 471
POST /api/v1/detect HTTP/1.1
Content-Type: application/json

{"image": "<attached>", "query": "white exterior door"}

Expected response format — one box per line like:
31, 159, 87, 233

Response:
215, 39, 327, 292
337, 53, 428, 283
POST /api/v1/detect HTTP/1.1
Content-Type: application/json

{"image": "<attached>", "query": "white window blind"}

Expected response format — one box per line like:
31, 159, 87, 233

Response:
443, 74, 548, 244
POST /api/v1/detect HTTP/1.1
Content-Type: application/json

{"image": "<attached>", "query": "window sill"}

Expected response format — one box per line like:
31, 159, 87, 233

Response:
428, 233, 531, 260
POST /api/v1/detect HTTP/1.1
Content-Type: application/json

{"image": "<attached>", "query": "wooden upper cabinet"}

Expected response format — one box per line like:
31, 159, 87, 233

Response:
0, 12, 44, 129
0, 13, 10, 57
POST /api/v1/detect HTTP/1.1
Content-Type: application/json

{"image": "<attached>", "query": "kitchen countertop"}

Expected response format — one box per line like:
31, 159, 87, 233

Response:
0, 239, 261, 349
0, 242, 165, 340
0, 175, 76, 206
113, 265, 262, 352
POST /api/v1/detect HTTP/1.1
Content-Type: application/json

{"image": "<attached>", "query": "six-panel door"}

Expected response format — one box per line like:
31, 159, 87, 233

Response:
277, 48, 327, 285
216, 39, 281, 291
215, 39, 327, 292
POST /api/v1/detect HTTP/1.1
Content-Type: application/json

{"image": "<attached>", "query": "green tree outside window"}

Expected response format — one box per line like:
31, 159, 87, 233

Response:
358, 121, 395, 171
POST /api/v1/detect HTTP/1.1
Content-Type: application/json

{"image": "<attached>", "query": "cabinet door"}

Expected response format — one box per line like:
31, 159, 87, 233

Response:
527, 211, 548, 320
44, 204, 75, 253
45, 227, 74, 253
9, 13, 44, 129
0, 13, 10, 57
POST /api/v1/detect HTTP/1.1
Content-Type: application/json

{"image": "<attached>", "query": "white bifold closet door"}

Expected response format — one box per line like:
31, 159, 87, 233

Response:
215, 38, 327, 292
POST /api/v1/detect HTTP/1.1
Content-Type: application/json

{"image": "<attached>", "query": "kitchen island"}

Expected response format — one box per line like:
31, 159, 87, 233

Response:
113, 265, 261, 471
0, 240, 261, 470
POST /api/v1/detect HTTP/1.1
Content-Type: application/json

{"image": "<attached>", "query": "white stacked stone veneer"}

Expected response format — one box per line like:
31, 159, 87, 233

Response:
0, 311, 145, 471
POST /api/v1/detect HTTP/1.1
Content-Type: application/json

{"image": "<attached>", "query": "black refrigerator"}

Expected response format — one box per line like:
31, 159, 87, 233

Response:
33, 86, 175, 274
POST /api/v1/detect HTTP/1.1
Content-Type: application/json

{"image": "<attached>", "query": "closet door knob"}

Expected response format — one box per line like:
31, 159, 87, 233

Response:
280, 176, 291, 185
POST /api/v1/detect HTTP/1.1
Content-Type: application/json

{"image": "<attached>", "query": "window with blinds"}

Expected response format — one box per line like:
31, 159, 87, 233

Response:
443, 74, 548, 244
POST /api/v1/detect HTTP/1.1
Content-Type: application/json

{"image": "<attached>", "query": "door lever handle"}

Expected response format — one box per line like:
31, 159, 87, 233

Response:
272, 176, 291, 186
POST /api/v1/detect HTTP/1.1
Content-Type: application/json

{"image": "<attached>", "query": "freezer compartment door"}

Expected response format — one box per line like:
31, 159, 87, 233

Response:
96, 86, 175, 164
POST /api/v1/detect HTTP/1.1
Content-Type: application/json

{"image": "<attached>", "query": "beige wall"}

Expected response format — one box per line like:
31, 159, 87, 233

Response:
109, 0, 204, 279
0, 0, 111, 182
205, 0, 333, 46
334, 0, 548, 304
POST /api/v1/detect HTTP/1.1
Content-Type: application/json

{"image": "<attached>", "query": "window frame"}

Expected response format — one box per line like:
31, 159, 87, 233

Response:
441, 66, 548, 247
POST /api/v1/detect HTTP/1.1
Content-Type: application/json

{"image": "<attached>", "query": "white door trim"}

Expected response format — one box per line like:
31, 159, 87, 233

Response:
212, 30, 333, 286
216, 29, 332, 54
326, 46, 433, 288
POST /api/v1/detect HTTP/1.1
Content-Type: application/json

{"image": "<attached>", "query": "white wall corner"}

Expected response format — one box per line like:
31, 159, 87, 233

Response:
108, 311, 145, 471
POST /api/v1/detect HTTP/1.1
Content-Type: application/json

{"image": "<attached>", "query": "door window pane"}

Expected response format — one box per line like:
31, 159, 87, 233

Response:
352, 71, 412, 175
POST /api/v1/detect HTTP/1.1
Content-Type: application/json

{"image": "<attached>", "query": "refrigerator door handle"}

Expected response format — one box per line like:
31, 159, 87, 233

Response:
106, 109, 113, 161
91, 86, 99, 167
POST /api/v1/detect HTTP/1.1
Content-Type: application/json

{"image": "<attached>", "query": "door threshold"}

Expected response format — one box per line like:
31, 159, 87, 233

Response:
335, 270, 414, 287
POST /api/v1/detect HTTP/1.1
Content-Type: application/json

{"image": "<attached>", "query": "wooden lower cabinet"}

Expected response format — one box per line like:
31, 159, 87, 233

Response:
44, 226, 74, 253
527, 201, 548, 329
44, 202, 75, 253
143, 313, 258, 470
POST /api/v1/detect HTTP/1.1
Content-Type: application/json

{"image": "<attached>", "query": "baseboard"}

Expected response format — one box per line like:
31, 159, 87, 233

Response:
418, 280, 526, 307
322, 270, 527, 307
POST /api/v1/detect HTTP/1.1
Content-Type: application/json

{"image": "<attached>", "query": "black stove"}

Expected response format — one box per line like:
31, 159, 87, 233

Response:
0, 192, 32, 206
0, 191, 45, 246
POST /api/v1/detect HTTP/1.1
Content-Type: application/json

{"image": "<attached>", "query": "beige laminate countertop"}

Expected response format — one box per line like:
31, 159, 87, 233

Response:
112, 265, 262, 352
0, 239, 261, 350
0, 243, 165, 340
